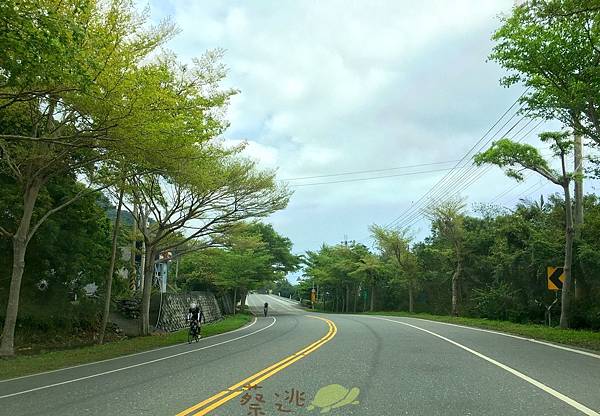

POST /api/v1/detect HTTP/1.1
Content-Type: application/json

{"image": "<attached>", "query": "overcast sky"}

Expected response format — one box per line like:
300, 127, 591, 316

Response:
142, 1, 589, 274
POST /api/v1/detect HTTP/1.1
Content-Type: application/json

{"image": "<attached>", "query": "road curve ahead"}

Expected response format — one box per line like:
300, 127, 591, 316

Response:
1, 293, 599, 416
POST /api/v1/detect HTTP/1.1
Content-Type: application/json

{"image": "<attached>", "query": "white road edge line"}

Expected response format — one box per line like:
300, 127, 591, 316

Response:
0, 316, 258, 384
0, 317, 276, 399
370, 316, 600, 416
352, 314, 600, 360
404, 317, 600, 360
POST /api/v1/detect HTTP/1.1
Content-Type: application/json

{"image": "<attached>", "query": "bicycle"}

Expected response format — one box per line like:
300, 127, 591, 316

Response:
188, 319, 200, 343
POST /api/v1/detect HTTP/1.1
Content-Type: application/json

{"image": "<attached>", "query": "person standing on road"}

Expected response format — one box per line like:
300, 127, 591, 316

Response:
263, 302, 269, 317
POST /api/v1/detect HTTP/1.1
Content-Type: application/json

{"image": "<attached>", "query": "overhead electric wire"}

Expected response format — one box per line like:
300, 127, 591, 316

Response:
392, 115, 538, 230
403, 118, 544, 228
383, 92, 529, 230
289, 165, 469, 187
487, 172, 533, 204
506, 178, 551, 206
400, 118, 544, 230
394, 114, 536, 227
355, 92, 536, 244
402, 120, 545, 229
283, 159, 461, 181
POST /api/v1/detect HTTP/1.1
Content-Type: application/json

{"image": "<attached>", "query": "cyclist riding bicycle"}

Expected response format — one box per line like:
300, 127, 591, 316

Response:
263, 302, 269, 317
187, 302, 206, 342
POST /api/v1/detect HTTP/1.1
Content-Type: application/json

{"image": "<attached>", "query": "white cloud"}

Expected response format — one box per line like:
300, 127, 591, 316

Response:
224, 138, 280, 168
143, 0, 569, 263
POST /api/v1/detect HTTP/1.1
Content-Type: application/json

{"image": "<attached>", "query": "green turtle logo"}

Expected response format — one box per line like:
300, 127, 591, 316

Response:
307, 384, 360, 413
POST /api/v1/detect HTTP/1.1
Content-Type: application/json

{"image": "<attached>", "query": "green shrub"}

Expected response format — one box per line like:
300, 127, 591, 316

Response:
470, 281, 525, 321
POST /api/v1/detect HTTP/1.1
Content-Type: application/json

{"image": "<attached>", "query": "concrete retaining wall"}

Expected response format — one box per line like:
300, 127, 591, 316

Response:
151, 291, 222, 332
217, 293, 234, 315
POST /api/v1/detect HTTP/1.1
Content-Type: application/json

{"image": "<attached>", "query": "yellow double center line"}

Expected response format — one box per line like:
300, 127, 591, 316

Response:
176, 315, 337, 416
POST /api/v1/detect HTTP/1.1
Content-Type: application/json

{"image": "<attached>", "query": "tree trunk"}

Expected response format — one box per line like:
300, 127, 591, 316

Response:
345, 285, 350, 313
362, 286, 367, 312
574, 132, 584, 233
451, 261, 461, 316
232, 287, 237, 315
560, 182, 575, 329
334, 289, 338, 312
99, 188, 124, 344
0, 180, 42, 356
574, 132, 586, 300
408, 281, 414, 313
140, 246, 155, 336
139, 208, 147, 292
130, 203, 138, 292
370, 283, 375, 312
239, 290, 247, 309
353, 285, 358, 313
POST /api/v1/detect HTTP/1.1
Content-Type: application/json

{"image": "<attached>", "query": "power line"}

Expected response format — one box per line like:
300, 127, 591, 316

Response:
383, 92, 529, 230
397, 115, 534, 225
289, 166, 468, 187
507, 181, 548, 206
487, 172, 533, 204
355, 94, 531, 244
392, 114, 537, 230
283, 159, 461, 181
404, 118, 544, 227
399, 117, 544, 230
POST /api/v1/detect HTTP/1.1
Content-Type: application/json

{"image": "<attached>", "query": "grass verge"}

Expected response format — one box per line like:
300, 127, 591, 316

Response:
0, 313, 253, 381
363, 311, 600, 352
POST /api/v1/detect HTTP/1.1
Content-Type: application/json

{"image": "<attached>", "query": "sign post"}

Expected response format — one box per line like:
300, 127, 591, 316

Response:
546, 266, 565, 326
546, 291, 560, 326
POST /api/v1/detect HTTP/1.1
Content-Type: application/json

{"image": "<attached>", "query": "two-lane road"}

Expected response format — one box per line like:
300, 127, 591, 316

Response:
1, 294, 599, 415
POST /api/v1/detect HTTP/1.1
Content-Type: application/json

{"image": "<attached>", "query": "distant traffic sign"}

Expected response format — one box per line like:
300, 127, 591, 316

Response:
547, 266, 565, 291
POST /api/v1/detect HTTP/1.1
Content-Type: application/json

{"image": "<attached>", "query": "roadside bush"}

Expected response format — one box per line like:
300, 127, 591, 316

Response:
470, 281, 524, 321
300, 299, 312, 307
571, 300, 600, 331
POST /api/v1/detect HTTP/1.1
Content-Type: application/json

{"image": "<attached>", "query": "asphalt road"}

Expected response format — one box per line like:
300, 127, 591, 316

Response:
1, 293, 599, 416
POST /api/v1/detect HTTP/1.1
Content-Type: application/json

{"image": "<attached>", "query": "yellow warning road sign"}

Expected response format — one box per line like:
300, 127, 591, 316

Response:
547, 266, 565, 291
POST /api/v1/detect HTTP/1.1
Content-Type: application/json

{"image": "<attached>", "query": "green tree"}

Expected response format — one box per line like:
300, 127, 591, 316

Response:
95, 49, 237, 342
125, 154, 289, 334
0, 0, 178, 356
271, 278, 296, 298
475, 132, 577, 328
303, 242, 371, 313
424, 198, 466, 316
0, 174, 112, 340
490, 1, 600, 144
175, 222, 295, 313
244, 222, 301, 274
349, 252, 385, 312
370, 225, 420, 313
